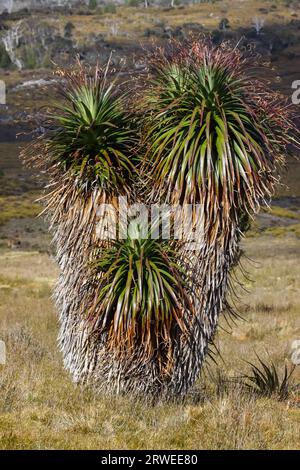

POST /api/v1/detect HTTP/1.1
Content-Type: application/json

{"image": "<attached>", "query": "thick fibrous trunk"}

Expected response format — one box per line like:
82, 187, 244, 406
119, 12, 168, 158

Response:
49, 183, 105, 384
168, 226, 240, 396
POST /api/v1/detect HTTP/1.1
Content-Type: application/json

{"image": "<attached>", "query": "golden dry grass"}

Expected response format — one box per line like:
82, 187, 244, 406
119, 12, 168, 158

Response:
0, 234, 299, 450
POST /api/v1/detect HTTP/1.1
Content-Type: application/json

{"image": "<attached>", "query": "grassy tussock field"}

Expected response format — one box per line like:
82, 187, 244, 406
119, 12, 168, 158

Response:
0, 236, 299, 450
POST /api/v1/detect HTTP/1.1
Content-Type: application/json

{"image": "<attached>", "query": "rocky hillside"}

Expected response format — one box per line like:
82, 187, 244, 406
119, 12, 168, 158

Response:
0, 1, 89, 13
1, 1, 299, 72
0, 0, 300, 134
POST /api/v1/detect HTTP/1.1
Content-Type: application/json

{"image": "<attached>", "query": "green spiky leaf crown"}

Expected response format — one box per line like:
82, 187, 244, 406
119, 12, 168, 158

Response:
143, 42, 298, 230
46, 65, 135, 194
87, 230, 192, 372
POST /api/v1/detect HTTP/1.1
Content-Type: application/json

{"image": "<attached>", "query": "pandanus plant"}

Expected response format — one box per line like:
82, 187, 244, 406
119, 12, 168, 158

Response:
23, 40, 299, 397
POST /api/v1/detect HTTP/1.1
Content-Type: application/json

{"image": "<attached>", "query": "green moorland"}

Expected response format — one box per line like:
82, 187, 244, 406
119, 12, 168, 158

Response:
0, 0, 299, 450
